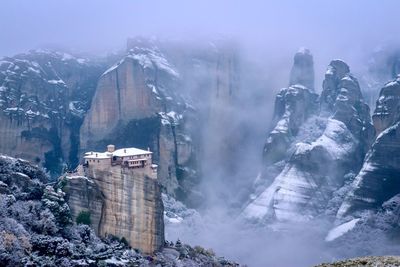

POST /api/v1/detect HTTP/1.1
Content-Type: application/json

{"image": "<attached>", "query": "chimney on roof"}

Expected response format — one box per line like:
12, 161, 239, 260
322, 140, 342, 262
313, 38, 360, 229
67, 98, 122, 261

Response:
147, 147, 150, 151
107, 144, 115, 153
124, 149, 126, 153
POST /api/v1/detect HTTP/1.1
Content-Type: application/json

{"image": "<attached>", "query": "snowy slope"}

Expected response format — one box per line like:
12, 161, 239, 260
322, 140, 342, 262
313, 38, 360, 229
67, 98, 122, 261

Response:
243, 119, 357, 222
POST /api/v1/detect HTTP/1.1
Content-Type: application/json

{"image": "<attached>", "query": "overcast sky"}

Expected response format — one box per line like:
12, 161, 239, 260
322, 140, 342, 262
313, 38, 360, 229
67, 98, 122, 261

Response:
1, 0, 400, 91
1, 0, 399, 57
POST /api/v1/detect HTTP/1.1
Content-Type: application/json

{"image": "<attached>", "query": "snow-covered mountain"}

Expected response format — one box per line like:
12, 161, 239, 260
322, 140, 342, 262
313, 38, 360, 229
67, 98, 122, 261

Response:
243, 50, 374, 224
0, 50, 105, 175
239, 46, 400, 261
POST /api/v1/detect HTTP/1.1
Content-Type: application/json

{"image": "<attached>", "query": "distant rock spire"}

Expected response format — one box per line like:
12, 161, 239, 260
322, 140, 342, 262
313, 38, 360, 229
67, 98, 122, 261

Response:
262, 49, 318, 166
289, 48, 315, 90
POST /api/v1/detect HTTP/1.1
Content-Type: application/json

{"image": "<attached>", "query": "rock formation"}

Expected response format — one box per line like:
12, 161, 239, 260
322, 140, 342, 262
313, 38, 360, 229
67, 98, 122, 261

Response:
79, 45, 196, 198
0, 40, 245, 207
62, 158, 165, 254
263, 84, 318, 166
315, 256, 400, 267
263, 50, 318, 167
61, 175, 104, 235
0, 50, 104, 176
337, 77, 400, 218
200, 43, 240, 178
289, 48, 315, 90
0, 154, 236, 266
372, 77, 400, 135
243, 55, 373, 223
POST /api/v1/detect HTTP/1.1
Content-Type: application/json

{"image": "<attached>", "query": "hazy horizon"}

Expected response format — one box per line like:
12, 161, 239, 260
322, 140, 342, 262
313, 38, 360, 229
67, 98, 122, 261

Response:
2, 2, 400, 266
2, 0, 400, 93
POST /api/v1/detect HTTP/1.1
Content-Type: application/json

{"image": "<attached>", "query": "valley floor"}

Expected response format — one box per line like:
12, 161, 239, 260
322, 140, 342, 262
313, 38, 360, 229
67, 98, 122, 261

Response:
315, 256, 400, 267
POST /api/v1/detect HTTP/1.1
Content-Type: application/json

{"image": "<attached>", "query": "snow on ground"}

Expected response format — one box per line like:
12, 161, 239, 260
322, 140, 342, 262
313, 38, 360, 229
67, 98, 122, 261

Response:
243, 119, 356, 222
65, 175, 94, 184
102, 58, 124, 76
128, 48, 180, 78
162, 193, 203, 241
102, 47, 180, 78
159, 111, 182, 125
325, 218, 360, 242
48, 79, 66, 85
298, 119, 355, 160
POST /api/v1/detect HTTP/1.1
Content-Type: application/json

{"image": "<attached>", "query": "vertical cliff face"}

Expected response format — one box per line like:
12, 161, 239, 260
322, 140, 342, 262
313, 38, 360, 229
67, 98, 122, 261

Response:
61, 175, 104, 235
201, 45, 239, 176
79, 45, 196, 198
80, 49, 167, 143
62, 164, 164, 254
0, 50, 104, 176
89, 166, 164, 254
243, 56, 373, 223
337, 77, 400, 219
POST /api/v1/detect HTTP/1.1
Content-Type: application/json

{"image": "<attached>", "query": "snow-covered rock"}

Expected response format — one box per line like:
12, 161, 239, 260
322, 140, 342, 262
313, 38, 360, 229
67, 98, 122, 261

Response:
337, 78, 400, 219
325, 218, 360, 242
244, 118, 358, 222
244, 57, 373, 224
0, 49, 105, 176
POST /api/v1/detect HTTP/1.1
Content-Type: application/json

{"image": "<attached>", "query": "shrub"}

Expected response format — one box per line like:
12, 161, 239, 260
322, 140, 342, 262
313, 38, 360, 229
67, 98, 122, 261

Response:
76, 211, 91, 226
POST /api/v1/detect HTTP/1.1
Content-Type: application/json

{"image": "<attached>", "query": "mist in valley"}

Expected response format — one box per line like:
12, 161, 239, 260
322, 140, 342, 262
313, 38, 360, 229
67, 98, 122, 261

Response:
2, 1, 400, 266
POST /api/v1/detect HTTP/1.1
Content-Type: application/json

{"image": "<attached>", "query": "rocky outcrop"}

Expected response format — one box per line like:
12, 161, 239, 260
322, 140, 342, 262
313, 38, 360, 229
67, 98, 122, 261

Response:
263, 50, 317, 166
0, 154, 47, 197
328, 60, 375, 156
0, 50, 104, 176
79, 48, 173, 142
263, 84, 318, 166
337, 77, 400, 218
0, 154, 235, 266
315, 256, 400, 267
372, 77, 400, 135
289, 48, 314, 90
62, 164, 165, 254
243, 57, 373, 223
320, 60, 351, 114
61, 175, 104, 235
79, 46, 195, 197
320, 59, 375, 155
244, 117, 359, 222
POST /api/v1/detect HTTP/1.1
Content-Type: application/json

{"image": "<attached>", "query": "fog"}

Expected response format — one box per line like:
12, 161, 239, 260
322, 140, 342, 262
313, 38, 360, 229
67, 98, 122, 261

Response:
2, 0, 399, 86
3, 1, 400, 266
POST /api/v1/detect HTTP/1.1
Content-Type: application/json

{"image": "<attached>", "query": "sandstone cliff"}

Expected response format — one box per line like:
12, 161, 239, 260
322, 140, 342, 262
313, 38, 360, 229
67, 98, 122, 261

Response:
62, 164, 164, 254
0, 50, 104, 176
0, 154, 235, 266
61, 175, 104, 235
79, 45, 195, 198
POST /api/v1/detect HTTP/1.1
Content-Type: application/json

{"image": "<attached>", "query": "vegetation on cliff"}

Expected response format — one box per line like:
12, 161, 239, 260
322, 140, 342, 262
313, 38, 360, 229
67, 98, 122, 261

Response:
0, 154, 239, 266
